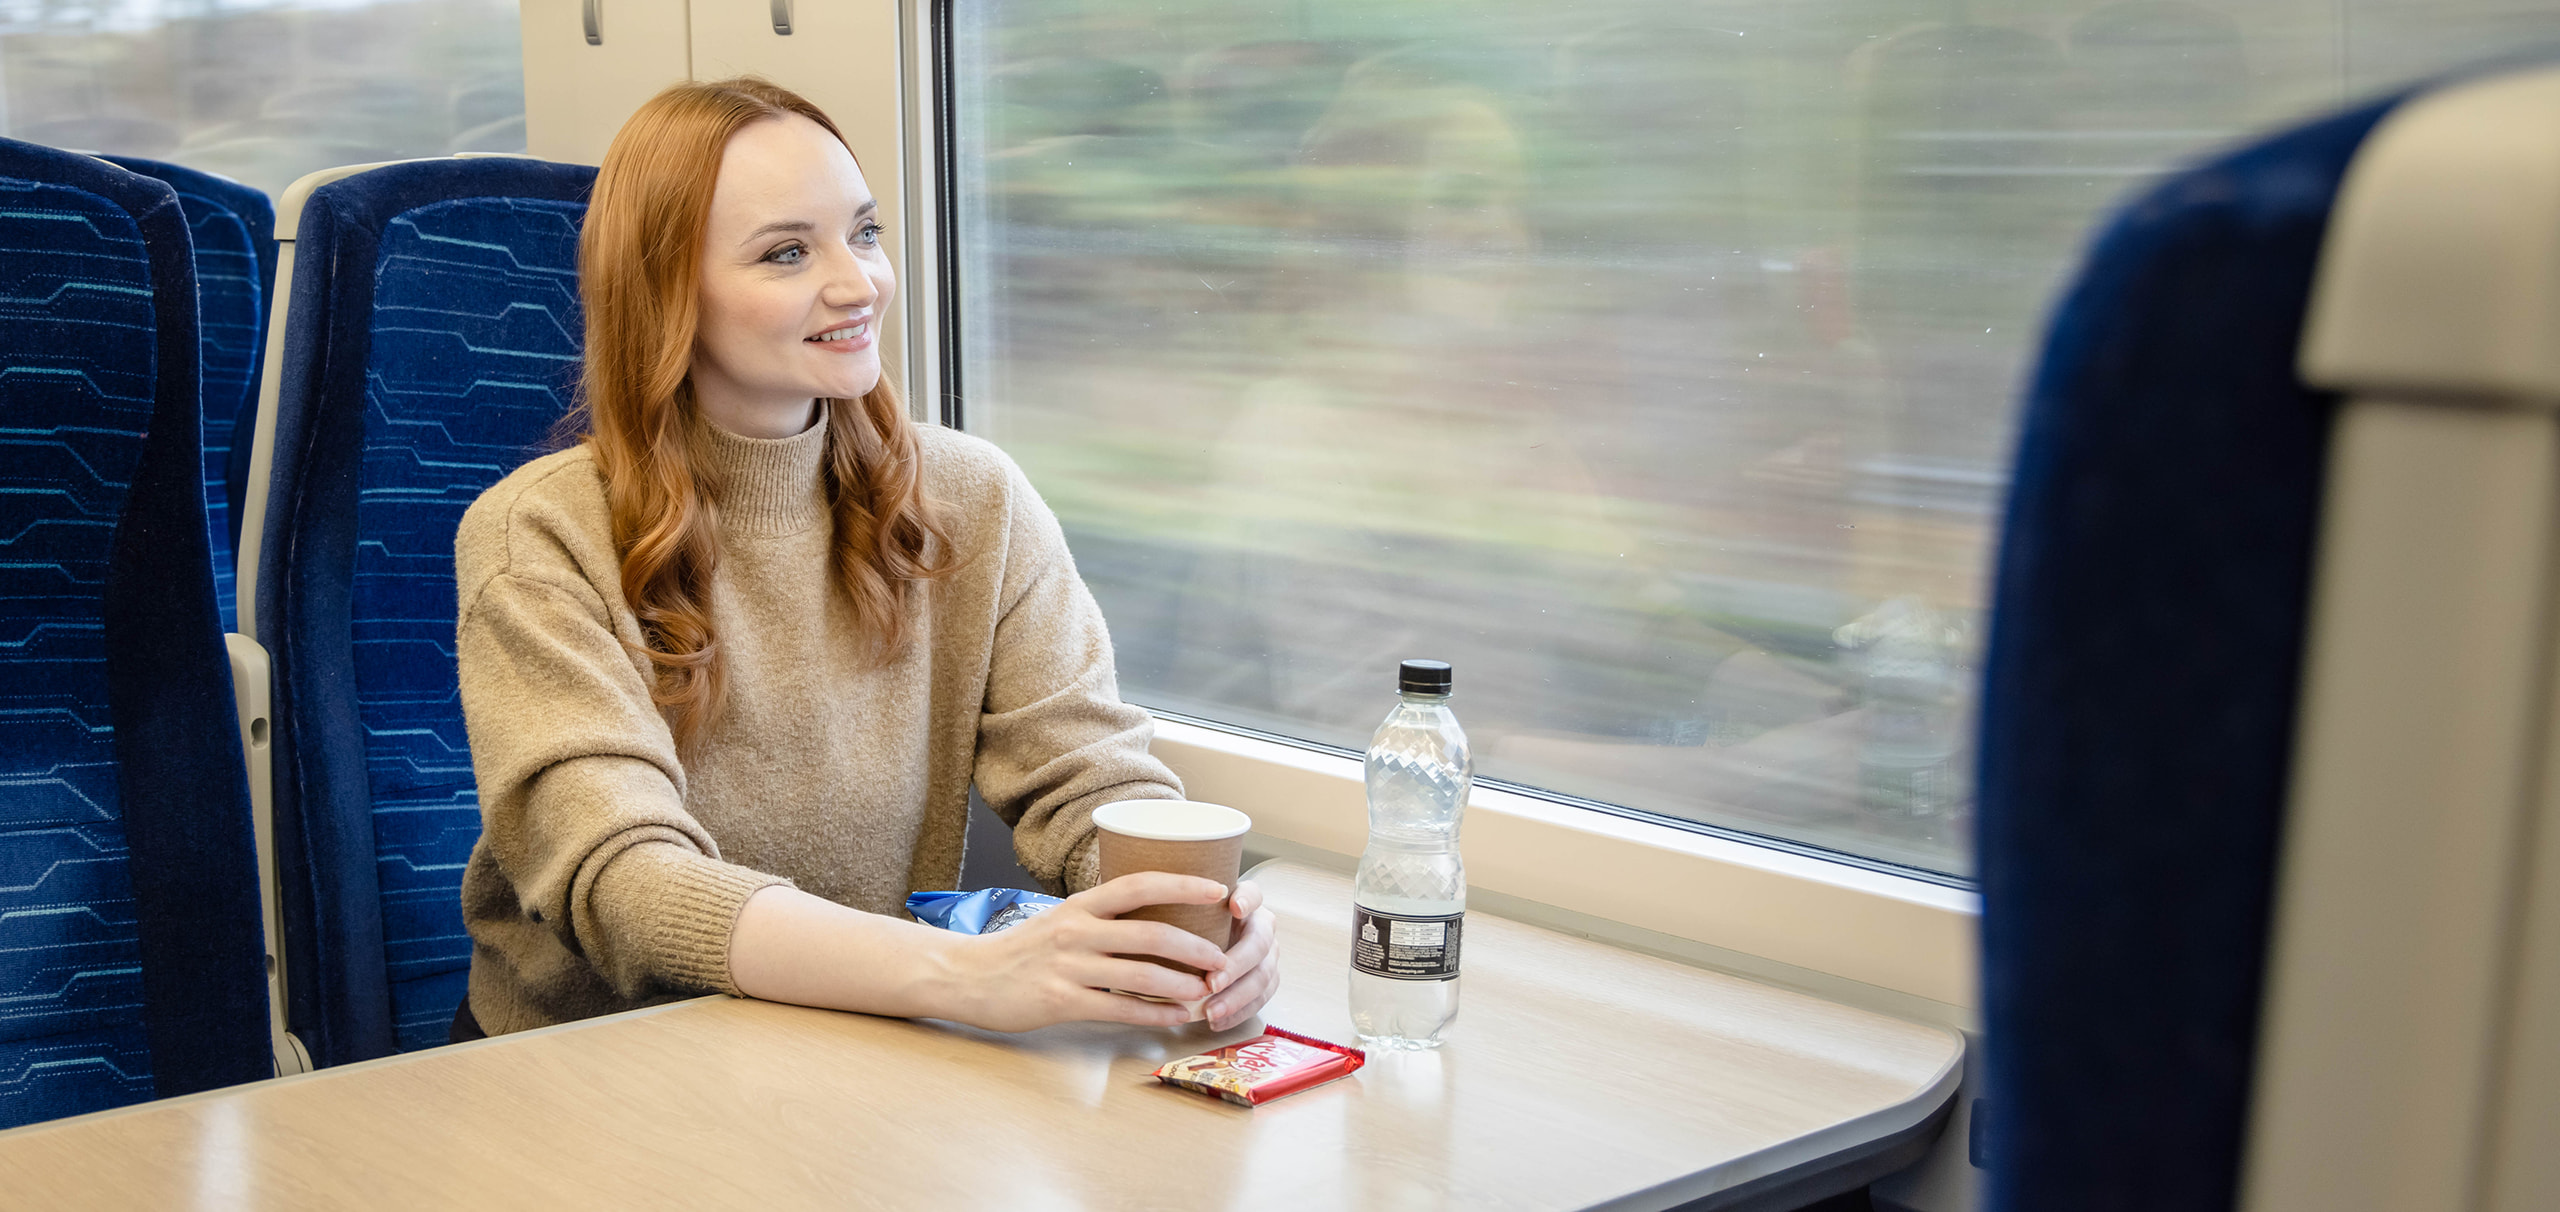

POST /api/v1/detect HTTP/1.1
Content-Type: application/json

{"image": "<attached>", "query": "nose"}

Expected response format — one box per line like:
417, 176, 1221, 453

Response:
821, 245, 879, 312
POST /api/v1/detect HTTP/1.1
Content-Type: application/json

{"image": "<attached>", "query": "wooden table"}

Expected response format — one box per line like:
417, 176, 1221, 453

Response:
0, 861, 1961, 1210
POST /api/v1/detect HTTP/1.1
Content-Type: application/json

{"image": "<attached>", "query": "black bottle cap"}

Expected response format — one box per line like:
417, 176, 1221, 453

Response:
1399, 659, 1453, 695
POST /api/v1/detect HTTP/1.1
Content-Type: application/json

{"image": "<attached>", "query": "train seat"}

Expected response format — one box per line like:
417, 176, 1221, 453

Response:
237, 156, 594, 1065
0, 138, 272, 1127
95, 156, 276, 634
1979, 63, 2560, 1212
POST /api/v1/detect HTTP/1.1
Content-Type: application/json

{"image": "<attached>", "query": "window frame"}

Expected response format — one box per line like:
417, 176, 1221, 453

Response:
901, 0, 1982, 1027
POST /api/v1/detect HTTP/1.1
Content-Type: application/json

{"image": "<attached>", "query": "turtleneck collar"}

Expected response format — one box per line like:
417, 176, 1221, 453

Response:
702, 404, 829, 537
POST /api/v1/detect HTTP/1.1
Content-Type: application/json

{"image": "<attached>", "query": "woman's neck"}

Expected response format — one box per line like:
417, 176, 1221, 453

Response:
696, 386, 821, 440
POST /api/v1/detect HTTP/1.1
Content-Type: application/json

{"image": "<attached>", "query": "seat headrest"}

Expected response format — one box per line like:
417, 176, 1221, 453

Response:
2302, 66, 2560, 403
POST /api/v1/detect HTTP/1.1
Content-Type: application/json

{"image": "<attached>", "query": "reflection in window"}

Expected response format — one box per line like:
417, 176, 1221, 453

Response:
953, 1, 2556, 879
0, 0, 522, 196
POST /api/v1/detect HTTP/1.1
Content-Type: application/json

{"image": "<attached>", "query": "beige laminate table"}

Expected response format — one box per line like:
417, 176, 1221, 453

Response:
0, 861, 1962, 1210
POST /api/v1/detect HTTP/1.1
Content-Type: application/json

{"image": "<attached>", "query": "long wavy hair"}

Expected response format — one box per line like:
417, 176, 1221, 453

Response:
576, 77, 952, 753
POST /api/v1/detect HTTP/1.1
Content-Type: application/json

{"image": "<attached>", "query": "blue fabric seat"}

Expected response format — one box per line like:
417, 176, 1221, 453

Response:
251, 157, 594, 1064
0, 138, 271, 1127
97, 156, 277, 634
1971, 93, 2424, 1211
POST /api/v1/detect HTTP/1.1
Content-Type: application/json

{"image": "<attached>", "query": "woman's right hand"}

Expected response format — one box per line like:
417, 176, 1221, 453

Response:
945, 871, 1234, 1033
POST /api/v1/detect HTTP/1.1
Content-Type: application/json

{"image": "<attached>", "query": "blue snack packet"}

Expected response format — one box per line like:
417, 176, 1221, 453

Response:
906, 887, 1063, 935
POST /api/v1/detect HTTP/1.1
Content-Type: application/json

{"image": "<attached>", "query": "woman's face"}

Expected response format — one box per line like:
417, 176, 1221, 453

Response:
691, 112, 895, 437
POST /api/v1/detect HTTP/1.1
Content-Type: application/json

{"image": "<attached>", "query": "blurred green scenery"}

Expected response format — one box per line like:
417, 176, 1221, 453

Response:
956, 0, 2560, 877
0, 0, 523, 197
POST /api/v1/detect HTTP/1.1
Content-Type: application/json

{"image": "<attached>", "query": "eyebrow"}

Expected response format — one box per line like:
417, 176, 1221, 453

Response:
741, 201, 879, 246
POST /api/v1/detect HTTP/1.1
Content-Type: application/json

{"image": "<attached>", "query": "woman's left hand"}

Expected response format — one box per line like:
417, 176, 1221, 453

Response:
1202, 879, 1280, 1031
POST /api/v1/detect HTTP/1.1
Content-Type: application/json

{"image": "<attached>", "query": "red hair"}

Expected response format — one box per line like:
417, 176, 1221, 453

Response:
575, 76, 951, 752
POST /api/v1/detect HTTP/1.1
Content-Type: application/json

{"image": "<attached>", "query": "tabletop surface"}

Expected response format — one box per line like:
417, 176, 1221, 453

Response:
0, 861, 1961, 1211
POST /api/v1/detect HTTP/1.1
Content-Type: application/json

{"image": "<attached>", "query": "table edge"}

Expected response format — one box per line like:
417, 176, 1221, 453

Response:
1593, 1039, 1967, 1212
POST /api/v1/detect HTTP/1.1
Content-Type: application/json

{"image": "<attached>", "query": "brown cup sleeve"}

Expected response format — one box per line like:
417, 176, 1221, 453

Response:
1096, 829, 1244, 973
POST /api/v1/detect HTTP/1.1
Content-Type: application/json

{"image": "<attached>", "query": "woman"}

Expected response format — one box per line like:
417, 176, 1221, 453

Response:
450, 77, 1279, 1039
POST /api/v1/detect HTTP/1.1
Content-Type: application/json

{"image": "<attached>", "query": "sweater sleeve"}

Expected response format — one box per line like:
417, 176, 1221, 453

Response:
972, 458, 1185, 895
458, 567, 789, 999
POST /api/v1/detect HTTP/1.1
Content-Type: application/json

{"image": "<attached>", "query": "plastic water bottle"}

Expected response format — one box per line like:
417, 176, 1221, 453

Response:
1350, 658, 1470, 1049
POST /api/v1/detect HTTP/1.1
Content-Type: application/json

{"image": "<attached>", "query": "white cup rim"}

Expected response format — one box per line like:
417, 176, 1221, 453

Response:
1091, 799, 1251, 842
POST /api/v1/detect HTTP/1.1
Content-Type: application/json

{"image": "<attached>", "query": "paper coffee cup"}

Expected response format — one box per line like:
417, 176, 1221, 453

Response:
1093, 799, 1251, 974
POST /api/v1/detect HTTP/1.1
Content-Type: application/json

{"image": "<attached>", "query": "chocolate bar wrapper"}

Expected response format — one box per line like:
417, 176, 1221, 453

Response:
1155, 1027, 1366, 1107
905, 888, 1062, 935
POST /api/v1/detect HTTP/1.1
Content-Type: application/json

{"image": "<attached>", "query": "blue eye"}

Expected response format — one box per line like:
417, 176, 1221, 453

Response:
765, 242, 807, 265
856, 222, 884, 247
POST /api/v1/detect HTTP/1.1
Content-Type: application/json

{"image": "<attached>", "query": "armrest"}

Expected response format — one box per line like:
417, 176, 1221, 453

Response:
226, 632, 312, 1077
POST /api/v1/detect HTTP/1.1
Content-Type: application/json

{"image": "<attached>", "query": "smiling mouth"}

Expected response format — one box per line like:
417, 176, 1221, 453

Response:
808, 322, 869, 343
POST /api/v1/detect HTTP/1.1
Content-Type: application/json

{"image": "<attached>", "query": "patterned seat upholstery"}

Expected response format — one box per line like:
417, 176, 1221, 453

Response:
0, 138, 271, 1127
250, 158, 594, 1063
98, 156, 277, 633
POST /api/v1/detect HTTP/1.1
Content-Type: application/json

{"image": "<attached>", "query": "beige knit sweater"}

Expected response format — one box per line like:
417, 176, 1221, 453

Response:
452, 416, 1181, 1035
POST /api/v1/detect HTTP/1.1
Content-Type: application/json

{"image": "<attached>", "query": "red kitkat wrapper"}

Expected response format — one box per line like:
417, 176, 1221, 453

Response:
1154, 1027, 1366, 1107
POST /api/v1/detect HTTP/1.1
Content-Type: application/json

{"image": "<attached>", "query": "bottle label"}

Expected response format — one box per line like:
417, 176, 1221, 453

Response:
1350, 905, 1464, 981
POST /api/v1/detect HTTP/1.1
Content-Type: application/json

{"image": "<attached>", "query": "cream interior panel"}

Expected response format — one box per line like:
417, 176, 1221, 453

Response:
2241, 400, 2558, 1212
896, 0, 942, 420
2487, 701, 2560, 1212
521, 0, 694, 166
689, 0, 909, 388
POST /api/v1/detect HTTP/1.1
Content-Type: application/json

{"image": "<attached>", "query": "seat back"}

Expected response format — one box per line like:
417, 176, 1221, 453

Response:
1979, 61, 2560, 1212
243, 157, 593, 1063
1973, 87, 2406, 1212
0, 138, 270, 1127
2242, 67, 2560, 1212
96, 156, 277, 633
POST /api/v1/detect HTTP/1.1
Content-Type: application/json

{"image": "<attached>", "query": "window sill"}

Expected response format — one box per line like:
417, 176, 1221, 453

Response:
1147, 715, 1981, 1029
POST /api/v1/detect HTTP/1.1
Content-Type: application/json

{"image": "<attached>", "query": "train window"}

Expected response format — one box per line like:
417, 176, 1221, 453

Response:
948, 0, 2560, 880
0, 0, 523, 195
